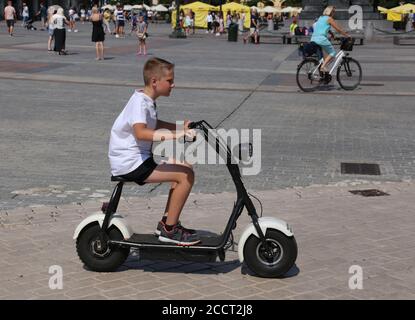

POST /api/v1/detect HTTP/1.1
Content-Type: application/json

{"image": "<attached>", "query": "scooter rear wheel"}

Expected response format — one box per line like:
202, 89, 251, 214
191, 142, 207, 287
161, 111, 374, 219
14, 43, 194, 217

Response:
243, 229, 297, 278
76, 223, 130, 272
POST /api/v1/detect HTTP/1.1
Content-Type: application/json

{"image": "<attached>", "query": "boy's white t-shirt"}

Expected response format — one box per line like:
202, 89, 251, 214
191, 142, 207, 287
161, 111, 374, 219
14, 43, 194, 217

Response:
108, 91, 157, 176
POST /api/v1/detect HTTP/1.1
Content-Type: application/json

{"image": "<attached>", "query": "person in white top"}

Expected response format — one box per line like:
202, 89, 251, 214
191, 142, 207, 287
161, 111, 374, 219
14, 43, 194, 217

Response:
52, 8, 69, 54
4, 1, 16, 36
47, 9, 57, 51
22, 3, 29, 27
108, 57, 200, 246
80, 8, 86, 24
206, 11, 213, 33
68, 7, 77, 32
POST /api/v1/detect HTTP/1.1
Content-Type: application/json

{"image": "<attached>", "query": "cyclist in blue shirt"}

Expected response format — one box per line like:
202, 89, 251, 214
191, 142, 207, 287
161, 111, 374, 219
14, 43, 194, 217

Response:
311, 6, 350, 73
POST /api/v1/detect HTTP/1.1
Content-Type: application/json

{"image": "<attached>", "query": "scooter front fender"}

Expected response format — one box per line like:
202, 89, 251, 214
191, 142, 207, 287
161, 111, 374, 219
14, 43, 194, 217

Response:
238, 217, 294, 263
73, 212, 133, 240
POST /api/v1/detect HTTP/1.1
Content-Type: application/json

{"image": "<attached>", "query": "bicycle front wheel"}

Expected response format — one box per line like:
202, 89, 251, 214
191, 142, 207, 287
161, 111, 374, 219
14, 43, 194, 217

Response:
337, 57, 362, 91
296, 58, 321, 92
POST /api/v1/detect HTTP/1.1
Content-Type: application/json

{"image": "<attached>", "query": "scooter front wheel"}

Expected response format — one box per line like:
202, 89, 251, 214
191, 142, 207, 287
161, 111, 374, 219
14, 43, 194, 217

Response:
76, 223, 130, 272
243, 229, 297, 278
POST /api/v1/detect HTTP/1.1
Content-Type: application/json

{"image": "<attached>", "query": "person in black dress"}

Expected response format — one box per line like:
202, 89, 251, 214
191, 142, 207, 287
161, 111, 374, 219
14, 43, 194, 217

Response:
91, 6, 105, 60
52, 8, 69, 55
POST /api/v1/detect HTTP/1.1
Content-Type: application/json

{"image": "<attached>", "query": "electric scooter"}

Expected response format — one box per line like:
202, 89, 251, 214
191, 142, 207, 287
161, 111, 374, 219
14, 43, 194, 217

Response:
74, 120, 298, 278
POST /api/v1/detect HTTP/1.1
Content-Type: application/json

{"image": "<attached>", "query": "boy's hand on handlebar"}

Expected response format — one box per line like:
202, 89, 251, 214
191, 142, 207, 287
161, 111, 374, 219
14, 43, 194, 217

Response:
184, 129, 196, 141
184, 119, 191, 130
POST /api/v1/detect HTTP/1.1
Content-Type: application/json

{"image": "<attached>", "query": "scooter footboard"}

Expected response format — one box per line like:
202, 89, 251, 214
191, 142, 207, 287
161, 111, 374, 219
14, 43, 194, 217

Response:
238, 217, 294, 263
73, 212, 133, 240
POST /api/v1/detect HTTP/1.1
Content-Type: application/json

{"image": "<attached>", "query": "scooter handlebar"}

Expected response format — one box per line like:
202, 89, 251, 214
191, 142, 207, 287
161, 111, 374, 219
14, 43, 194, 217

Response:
187, 120, 206, 130
187, 122, 197, 129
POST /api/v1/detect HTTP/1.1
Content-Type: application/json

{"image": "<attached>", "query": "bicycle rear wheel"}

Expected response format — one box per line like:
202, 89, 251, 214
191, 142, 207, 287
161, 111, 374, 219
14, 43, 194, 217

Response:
296, 58, 321, 92
337, 57, 362, 91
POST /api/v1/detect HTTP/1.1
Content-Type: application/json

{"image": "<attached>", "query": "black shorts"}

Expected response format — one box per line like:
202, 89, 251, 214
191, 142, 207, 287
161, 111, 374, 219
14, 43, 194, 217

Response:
119, 157, 158, 185
6, 20, 14, 28
117, 20, 125, 27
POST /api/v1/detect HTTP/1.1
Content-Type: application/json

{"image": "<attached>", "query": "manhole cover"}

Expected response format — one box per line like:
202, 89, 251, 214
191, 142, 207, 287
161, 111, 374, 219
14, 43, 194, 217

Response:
349, 189, 389, 197
341, 163, 381, 175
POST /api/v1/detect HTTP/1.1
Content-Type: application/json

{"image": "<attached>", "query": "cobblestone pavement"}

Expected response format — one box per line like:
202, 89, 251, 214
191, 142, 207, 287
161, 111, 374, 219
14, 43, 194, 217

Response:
1, 22, 415, 300
1, 181, 415, 300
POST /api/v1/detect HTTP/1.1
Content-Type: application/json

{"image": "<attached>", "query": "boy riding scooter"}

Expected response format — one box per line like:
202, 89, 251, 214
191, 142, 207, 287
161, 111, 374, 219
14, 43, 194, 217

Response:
108, 57, 200, 246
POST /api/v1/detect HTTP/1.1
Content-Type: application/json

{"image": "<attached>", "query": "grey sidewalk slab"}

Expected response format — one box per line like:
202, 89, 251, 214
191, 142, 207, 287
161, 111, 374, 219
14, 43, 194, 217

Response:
1, 181, 415, 300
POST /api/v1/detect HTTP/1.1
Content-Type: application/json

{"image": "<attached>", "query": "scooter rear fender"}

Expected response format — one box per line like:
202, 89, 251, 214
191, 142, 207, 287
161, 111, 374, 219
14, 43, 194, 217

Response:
238, 217, 294, 263
73, 212, 133, 240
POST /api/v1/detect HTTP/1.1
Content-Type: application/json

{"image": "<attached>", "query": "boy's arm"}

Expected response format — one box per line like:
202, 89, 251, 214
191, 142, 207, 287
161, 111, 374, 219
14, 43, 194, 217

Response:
156, 119, 192, 131
156, 119, 179, 131
134, 123, 187, 142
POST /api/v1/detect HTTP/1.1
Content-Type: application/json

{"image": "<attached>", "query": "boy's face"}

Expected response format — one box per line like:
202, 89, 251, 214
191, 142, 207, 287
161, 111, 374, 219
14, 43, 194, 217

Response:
154, 69, 175, 97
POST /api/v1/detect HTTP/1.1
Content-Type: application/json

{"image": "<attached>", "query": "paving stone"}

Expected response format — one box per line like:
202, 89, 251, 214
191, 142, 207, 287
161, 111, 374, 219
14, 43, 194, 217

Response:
1, 25, 415, 299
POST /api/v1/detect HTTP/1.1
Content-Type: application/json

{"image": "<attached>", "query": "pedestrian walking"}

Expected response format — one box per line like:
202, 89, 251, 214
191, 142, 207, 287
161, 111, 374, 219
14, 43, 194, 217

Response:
47, 9, 57, 51
218, 12, 224, 36
36, 2, 48, 30
115, 4, 125, 38
136, 15, 148, 56
238, 12, 245, 34
52, 8, 69, 55
130, 12, 138, 35
190, 10, 195, 34
103, 8, 112, 34
226, 11, 232, 31
21, 3, 29, 28
206, 11, 213, 33
68, 7, 78, 32
243, 9, 259, 44
184, 12, 191, 35
91, 7, 105, 60
80, 7, 86, 24
4, 0, 17, 36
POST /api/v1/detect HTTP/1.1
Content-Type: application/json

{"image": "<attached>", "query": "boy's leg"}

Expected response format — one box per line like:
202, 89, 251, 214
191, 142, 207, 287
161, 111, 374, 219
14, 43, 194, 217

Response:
144, 163, 194, 227
161, 158, 192, 218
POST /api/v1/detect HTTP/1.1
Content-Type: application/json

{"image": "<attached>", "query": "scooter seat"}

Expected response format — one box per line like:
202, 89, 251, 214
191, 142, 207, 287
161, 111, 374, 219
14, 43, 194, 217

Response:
111, 176, 132, 182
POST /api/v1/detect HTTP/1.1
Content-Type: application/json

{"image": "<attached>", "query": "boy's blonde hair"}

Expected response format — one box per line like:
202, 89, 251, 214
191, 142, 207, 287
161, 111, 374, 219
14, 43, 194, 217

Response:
323, 6, 335, 17
143, 58, 175, 86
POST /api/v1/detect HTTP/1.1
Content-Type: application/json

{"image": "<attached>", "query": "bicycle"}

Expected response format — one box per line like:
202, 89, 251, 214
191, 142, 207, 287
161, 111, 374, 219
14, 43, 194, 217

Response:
296, 37, 362, 92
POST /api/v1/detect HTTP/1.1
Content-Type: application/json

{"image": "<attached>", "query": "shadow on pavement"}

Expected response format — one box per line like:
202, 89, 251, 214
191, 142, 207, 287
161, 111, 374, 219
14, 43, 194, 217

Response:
241, 263, 300, 279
